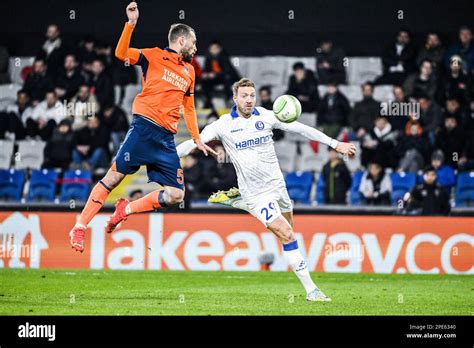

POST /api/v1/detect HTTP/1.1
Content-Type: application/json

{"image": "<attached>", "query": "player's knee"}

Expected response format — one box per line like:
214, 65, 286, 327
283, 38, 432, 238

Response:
167, 189, 184, 205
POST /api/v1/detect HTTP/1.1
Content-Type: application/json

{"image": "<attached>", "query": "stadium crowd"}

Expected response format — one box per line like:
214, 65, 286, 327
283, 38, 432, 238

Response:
0, 24, 473, 212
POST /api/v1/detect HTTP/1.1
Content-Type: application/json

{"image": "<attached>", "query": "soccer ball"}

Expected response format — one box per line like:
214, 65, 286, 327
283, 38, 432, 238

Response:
272, 95, 302, 123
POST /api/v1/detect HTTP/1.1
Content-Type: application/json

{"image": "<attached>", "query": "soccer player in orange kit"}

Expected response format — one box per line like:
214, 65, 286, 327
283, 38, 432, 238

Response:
69, 1, 216, 252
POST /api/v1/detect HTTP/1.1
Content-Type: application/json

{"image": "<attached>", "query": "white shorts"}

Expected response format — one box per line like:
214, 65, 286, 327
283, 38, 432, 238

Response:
245, 187, 293, 226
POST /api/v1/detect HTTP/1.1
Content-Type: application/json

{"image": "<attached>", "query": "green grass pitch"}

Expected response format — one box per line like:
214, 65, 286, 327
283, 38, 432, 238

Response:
0, 269, 472, 315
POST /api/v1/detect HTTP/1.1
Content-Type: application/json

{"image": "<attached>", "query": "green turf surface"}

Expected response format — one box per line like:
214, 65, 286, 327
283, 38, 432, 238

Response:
0, 269, 472, 315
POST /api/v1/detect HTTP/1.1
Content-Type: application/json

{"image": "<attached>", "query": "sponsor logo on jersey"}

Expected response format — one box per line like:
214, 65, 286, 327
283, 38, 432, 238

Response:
235, 135, 271, 149
230, 128, 243, 133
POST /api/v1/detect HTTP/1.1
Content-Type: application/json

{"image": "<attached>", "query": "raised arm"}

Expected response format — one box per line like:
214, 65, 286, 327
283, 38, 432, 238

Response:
274, 120, 356, 156
115, 2, 141, 64
177, 122, 220, 158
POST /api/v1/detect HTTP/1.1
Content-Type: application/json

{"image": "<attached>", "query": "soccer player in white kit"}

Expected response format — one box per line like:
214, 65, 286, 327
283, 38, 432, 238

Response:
177, 78, 356, 301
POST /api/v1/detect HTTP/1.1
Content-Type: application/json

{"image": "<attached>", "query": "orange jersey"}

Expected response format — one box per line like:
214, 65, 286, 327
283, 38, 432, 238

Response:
115, 22, 200, 140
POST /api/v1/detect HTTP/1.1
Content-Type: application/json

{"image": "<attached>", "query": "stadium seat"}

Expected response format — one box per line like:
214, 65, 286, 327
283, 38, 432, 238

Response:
274, 140, 297, 173
0, 83, 22, 108
14, 140, 46, 170
0, 140, 14, 169
297, 140, 328, 172
315, 173, 325, 204
8, 57, 35, 85
455, 171, 474, 207
350, 170, 364, 205
390, 171, 416, 205
346, 57, 383, 85
285, 171, 313, 204
60, 169, 92, 202
246, 56, 287, 86
374, 85, 394, 102
121, 84, 142, 116
345, 140, 362, 172
0, 168, 25, 201
339, 85, 362, 105
27, 169, 59, 202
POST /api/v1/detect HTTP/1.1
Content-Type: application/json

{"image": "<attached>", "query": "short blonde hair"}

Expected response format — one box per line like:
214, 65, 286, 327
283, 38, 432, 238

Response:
232, 78, 256, 96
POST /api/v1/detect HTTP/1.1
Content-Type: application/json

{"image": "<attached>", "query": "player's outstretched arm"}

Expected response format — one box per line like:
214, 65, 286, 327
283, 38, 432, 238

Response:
275, 120, 356, 157
176, 123, 219, 158
115, 2, 141, 64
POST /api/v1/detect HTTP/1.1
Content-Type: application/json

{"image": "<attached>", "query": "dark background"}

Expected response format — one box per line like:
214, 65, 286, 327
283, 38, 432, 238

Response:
1, 0, 473, 56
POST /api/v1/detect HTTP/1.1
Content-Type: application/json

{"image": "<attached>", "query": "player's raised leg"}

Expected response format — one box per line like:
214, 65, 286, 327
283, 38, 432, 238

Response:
266, 214, 331, 302
69, 164, 125, 252
105, 185, 184, 233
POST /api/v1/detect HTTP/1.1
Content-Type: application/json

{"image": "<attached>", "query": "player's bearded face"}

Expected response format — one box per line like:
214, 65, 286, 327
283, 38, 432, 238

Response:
180, 35, 197, 63
235, 87, 256, 117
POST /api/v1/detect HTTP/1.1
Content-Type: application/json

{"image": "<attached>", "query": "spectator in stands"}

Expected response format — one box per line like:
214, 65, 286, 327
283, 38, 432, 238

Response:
77, 36, 97, 68
191, 56, 203, 93
99, 104, 129, 154
27, 90, 66, 140
321, 148, 352, 204
438, 55, 472, 106
182, 154, 205, 200
286, 62, 319, 113
430, 149, 456, 191
376, 29, 417, 85
403, 59, 437, 99
396, 120, 430, 173
37, 24, 66, 80
435, 114, 466, 168
417, 33, 445, 74
69, 85, 100, 131
72, 116, 110, 170
361, 116, 398, 169
43, 118, 74, 170
315, 39, 346, 84
444, 26, 474, 75
406, 165, 450, 215
259, 86, 283, 141
201, 144, 238, 194
88, 59, 114, 108
201, 41, 240, 108
129, 189, 144, 201
444, 97, 471, 129
0, 89, 31, 140
259, 85, 273, 110
388, 85, 409, 132
55, 54, 86, 101
317, 82, 351, 138
417, 93, 442, 142
349, 82, 381, 140
458, 132, 474, 172
359, 161, 392, 205
23, 58, 54, 105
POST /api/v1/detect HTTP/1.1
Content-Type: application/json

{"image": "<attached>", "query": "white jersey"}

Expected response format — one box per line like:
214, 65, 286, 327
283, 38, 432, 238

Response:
177, 106, 338, 202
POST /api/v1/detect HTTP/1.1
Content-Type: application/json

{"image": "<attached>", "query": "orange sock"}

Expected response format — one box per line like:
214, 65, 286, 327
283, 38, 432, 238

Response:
128, 189, 165, 214
77, 181, 111, 226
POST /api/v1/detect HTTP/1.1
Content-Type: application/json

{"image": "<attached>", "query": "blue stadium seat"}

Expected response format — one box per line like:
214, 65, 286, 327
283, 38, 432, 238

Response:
0, 169, 26, 201
390, 172, 416, 205
315, 174, 325, 204
350, 171, 364, 205
27, 169, 59, 202
60, 170, 92, 202
285, 171, 313, 204
455, 171, 474, 207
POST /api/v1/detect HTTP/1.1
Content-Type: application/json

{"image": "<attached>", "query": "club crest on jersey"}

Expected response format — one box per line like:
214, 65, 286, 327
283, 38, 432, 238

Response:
255, 121, 264, 130
183, 66, 190, 76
